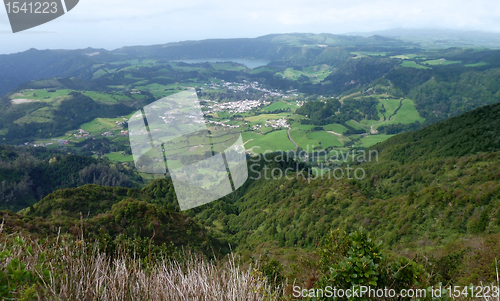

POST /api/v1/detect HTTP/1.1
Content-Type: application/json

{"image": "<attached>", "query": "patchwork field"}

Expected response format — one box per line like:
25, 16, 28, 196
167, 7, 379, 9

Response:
242, 131, 295, 153
464, 62, 488, 67
307, 132, 343, 147
10, 89, 73, 103
422, 59, 461, 66
80, 117, 127, 135
322, 124, 348, 134
377, 98, 401, 120
362, 98, 425, 131
278, 65, 332, 83
400, 61, 430, 69
387, 99, 425, 125
289, 129, 321, 150
345, 120, 364, 130
358, 134, 394, 147
105, 152, 134, 162
245, 114, 289, 123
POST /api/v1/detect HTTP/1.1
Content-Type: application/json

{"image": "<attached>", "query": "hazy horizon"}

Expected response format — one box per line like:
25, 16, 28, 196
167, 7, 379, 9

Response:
1, 0, 500, 54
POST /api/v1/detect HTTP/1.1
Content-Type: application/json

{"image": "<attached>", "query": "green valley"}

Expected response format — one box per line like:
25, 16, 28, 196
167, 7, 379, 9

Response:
1, 32, 500, 300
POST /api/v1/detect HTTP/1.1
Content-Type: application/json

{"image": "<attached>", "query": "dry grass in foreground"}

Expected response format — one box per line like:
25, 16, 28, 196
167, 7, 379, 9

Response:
0, 224, 282, 300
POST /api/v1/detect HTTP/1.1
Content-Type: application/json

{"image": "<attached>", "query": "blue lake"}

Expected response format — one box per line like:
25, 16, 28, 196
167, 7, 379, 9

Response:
172, 58, 270, 69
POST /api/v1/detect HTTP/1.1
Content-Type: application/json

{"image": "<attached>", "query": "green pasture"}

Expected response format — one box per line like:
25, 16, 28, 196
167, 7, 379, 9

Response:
242, 131, 295, 153
10, 89, 73, 102
289, 129, 318, 150
345, 120, 364, 130
464, 62, 488, 67
387, 99, 425, 125
400, 61, 430, 69
377, 98, 401, 120
278, 65, 332, 83
357, 134, 393, 147
307, 131, 343, 147
323, 123, 348, 134
105, 152, 134, 162
80, 117, 125, 135
422, 59, 461, 66
245, 114, 289, 123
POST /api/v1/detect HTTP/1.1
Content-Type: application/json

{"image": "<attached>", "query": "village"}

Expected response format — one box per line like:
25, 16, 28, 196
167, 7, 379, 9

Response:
203, 80, 288, 98
265, 117, 289, 129
202, 99, 268, 114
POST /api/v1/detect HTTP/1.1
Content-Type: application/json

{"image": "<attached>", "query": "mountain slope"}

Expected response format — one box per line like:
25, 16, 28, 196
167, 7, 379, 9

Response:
0, 33, 412, 96
369, 102, 500, 163
0, 48, 102, 96
189, 103, 500, 258
3, 183, 229, 257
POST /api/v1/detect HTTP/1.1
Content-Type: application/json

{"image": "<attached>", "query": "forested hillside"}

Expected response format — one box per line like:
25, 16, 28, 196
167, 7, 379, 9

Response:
1, 101, 500, 299
184, 103, 500, 285
0, 145, 141, 211
369, 102, 500, 163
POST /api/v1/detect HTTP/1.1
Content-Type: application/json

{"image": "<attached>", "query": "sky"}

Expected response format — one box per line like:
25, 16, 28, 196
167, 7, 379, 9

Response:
1, 0, 500, 54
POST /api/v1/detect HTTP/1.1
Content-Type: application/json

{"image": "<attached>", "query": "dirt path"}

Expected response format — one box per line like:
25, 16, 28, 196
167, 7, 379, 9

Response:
287, 128, 298, 149
327, 131, 342, 137
339, 92, 361, 104
11, 98, 39, 104
370, 125, 378, 134
242, 139, 254, 146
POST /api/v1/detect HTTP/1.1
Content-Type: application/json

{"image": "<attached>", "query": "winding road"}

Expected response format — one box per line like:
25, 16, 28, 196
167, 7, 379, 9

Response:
287, 128, 299, 149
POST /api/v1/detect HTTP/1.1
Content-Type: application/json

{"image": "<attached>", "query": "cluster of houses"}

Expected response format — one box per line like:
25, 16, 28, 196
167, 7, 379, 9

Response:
24, 142, 55, 147
203, 80, 287, 98
74, 129, 90, 139
206, 120, 241, 129
265, 118, 289, 129
203, 99, 268, 114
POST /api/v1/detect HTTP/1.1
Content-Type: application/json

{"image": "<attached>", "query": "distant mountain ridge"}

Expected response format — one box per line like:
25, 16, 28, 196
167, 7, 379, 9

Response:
0, 33, 414, 96
347, 28, 500, 48
3, 29, 499, 96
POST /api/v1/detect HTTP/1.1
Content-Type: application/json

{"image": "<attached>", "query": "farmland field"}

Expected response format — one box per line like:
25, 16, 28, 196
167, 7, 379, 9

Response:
80, 117, 126, 135
307, 131, 343, 147
242, 130, 295, 153
323, 123, 348, 134
464, 62, 488, 67
82, 91, 121, 103
422, 59, 461, 66
345, 120, 364, 130
289, 129, 321, 150
295, 124, 315, 131
278, 65, 332, 83
388, 99, 425, 124
358, 134, 394, 147
245, 114, 289, 123
105, 152, 134, 162
371, 99, 425, 130
400, 61, 430, 69
377, 98, 401, 120
10, 89, 73, 103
